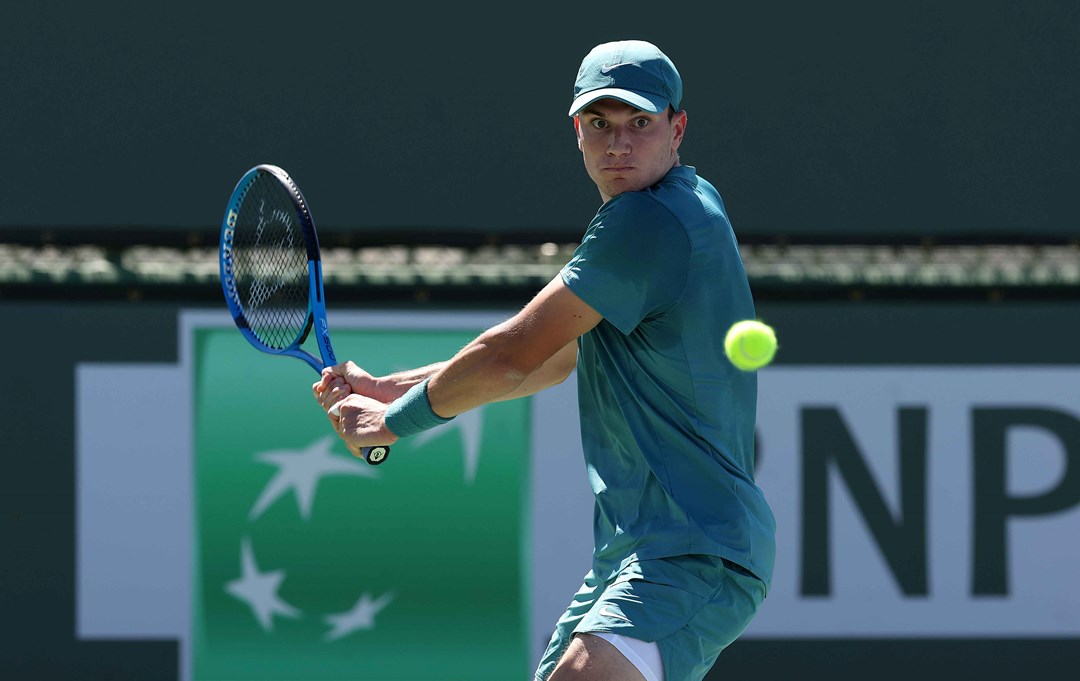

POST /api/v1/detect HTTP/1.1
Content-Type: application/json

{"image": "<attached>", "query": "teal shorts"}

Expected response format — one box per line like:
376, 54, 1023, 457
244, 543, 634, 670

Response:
534, 555, 765, 681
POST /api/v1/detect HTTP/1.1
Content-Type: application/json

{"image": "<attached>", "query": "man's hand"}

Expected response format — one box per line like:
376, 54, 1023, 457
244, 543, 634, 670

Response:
313, 371, 353, 414
313, 361, 401, 404
312, 361, 389, 418
329, 393, 399, 459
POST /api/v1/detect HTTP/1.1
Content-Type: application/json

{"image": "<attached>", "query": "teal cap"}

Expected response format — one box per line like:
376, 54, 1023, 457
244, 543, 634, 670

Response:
568, 40, 682, 117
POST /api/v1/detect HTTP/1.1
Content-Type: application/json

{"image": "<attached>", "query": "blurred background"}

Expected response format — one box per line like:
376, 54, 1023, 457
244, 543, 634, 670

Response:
2, 2, 1078, 679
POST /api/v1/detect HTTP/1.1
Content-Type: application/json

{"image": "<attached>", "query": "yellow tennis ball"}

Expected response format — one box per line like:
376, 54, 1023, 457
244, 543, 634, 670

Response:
725, 320, 778, 371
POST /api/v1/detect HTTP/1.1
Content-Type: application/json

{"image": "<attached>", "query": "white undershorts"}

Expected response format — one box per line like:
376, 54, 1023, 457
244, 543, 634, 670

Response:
592, 632, 665, 681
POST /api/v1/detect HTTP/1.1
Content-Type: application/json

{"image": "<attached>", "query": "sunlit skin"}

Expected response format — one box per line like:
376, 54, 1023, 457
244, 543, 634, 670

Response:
574, 99, 688, 203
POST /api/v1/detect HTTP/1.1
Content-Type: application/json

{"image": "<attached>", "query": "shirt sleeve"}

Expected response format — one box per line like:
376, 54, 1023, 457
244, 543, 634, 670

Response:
560, 193, 691, 334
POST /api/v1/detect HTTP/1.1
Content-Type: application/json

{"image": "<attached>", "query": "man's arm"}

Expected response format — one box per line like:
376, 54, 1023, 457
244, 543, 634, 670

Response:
326, 274, 600, 451
426, 275, 598, 416
489, 340, 578, 403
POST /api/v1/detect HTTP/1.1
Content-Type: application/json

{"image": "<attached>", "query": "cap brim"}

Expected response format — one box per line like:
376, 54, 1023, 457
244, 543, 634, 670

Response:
568, 88, 670, 116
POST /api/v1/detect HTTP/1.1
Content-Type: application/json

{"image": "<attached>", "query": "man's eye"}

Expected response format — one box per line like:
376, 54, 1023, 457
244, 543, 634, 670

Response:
591, 119, 609, 129
632, 118, 649, 128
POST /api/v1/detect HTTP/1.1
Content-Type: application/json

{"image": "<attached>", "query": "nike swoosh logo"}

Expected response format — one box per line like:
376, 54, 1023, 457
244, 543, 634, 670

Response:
601, 62, 636, 73
598, 606, 632, 622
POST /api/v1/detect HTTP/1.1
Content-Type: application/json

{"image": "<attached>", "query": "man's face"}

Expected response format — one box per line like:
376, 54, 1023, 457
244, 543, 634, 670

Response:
574, 98, 687, 203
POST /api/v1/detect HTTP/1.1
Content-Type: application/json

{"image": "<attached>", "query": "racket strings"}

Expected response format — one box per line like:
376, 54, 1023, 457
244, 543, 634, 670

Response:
230, 174, 311, 350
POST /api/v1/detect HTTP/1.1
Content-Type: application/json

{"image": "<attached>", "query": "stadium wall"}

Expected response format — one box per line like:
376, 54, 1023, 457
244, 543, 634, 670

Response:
3, 3, 1078, 241
3, 299, 1078, 680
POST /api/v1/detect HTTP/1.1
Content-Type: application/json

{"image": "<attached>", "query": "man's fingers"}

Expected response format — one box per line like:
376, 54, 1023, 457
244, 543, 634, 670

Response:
317, 378, 350, 410
325, 362, 351, 379
316, 365, 346, 392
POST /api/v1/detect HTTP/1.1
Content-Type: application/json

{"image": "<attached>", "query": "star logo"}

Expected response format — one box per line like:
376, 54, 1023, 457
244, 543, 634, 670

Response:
249, 435, 378, 521
323, 592, 396, 642
223, 408, 488, 638
225, 538, 301, 631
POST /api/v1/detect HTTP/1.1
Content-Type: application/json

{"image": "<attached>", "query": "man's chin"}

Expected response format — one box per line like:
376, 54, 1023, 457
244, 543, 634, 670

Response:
601, 175, 638, 193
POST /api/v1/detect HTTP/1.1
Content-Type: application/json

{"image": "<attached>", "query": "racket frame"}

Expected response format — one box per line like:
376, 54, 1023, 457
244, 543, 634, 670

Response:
219, 164, 388, 465
219, 164, 336, 373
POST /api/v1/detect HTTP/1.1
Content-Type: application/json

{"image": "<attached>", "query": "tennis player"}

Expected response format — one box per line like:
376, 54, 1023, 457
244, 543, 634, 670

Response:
314, 39, 775, 681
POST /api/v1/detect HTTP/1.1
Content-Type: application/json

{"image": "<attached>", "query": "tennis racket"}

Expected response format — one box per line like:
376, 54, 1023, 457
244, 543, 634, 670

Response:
219, 163, 389, 465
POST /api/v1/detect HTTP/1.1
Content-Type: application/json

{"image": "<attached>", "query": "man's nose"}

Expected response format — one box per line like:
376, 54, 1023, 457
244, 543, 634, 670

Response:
607, 129, 630, 156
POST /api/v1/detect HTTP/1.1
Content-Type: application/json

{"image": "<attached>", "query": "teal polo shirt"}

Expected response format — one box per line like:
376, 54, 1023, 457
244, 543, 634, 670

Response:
560, 165, 775, 591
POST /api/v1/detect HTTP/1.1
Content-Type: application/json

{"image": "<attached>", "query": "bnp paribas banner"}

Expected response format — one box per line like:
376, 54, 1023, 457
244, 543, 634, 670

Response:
70, 305, 1080, 681
191, 326, 529, 680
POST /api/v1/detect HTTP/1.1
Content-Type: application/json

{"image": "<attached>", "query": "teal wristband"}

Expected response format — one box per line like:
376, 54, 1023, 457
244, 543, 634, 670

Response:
384, 377, 454, 438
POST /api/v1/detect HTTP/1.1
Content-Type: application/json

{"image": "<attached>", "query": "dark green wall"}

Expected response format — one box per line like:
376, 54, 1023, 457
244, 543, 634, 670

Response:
0, 303, 182, 678
3, 3, 1077, 238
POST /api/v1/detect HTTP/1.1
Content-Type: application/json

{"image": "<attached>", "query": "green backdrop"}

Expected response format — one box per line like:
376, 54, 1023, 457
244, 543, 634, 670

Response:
192, 327, 530, 680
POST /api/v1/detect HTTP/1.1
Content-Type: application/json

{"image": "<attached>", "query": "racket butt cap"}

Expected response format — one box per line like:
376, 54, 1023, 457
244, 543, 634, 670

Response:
365, 446, 390, 465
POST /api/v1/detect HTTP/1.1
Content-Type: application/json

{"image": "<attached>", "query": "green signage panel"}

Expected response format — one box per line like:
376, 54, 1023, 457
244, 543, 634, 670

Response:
193, 327, 530, 680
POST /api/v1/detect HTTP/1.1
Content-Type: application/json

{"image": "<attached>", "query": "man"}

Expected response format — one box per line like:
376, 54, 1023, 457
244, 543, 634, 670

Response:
314, 39, 775, 681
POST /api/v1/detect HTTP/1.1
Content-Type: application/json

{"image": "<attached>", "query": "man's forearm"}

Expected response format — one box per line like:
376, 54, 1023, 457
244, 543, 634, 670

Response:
377, 362, 447, 400
490, 341, 577, 403
425, 334, 531, 417
424, 332, 578, 417
393, 274, 597, 422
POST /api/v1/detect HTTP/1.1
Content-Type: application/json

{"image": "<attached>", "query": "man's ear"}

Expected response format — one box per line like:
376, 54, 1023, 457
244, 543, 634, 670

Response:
573, 116, 583, 150
671, 110, 687, 150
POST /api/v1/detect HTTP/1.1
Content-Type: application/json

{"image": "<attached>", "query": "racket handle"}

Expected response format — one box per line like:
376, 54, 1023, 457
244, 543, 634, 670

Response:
363, 445, 390, 465
328, 404, 391, 466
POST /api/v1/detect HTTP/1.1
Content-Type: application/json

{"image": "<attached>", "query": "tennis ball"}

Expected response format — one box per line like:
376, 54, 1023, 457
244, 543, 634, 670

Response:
724, 320, 778, 371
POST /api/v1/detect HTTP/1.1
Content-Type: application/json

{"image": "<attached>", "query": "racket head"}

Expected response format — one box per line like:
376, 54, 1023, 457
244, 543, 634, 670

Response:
219, 164, 335, 372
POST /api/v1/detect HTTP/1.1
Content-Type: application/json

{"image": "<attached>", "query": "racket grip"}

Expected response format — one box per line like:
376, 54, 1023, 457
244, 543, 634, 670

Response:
328, 404, 391, 465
